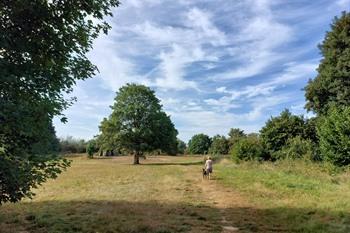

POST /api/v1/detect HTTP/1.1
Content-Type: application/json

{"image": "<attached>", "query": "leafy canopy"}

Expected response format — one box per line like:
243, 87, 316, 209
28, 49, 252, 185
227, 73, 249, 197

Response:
305, 12, 350, 114
317, 106, 350, 166
209, 135, 229, 155
260, 109, 305, 154
99, 84, 178, 163
187, 134, 211, 155
0, 0, 119, 204
228, 128, 246, 149
231, 135, 267, 162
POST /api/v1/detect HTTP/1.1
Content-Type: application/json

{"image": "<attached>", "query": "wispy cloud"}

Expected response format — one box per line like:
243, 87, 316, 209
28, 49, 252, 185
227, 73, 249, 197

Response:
54, 0, 343, 141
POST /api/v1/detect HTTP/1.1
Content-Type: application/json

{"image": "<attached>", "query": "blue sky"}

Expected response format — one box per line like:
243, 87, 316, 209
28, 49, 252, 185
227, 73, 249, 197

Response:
53, 0, 350, 142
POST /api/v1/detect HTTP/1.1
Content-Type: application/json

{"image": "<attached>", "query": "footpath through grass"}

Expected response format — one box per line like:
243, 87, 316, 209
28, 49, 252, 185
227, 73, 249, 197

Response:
1, 155, 350, 233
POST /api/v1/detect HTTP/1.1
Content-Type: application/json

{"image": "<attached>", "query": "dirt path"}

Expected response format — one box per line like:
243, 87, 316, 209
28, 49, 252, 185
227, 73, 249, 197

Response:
181, 164, 252, 233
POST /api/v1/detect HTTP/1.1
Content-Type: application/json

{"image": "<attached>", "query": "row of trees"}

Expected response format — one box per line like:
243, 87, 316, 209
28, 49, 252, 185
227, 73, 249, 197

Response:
186, 129, 251, 155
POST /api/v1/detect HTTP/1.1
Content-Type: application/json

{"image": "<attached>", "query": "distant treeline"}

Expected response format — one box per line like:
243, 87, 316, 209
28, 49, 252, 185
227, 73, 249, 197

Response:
59, 136, 88, 154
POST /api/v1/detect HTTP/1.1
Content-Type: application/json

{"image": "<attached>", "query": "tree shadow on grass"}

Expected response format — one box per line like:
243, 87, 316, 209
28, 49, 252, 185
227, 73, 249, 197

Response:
141, 161, 203, 166
1, 200, 349, 233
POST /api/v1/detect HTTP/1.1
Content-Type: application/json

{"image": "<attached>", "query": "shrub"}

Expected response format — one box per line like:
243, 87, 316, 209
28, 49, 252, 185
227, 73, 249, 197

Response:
209, 135, 229, 155
59, 136, 87, 154
86, 140, 98, 159
176, 139, 186, 154
260, 109, 305, 153
228, 128, 246, 150
317, 106, 350, 166
187, 134, 211, 154
272, 136, 314, 160
231, 136, 268, 161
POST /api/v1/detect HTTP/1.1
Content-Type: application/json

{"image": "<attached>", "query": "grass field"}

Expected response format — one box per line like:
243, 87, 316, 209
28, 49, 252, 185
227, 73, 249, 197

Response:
1, 155, 350, 233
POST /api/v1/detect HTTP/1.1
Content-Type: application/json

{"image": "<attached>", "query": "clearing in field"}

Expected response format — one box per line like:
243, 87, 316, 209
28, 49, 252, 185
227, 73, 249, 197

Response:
1, 155, 350, 233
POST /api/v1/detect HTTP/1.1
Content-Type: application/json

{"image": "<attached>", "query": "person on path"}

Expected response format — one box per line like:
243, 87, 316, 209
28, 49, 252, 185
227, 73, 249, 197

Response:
204, 156, 213, 180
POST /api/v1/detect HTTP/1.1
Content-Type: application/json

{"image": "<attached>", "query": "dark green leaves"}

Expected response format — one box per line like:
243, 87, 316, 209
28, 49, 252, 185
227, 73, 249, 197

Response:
99, 84, 178, 157
305, 12, 350, 114
187, 134, 211, 154
0, 0, 119, 203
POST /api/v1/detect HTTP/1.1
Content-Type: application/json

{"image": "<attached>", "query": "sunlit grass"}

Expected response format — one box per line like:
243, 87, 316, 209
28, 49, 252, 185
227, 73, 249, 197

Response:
1, 155, 350, 232
216, 159, 350, 232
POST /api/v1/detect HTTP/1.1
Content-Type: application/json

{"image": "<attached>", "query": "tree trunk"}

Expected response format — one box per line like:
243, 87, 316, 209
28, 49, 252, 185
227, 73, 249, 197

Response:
133, 152, 140, 165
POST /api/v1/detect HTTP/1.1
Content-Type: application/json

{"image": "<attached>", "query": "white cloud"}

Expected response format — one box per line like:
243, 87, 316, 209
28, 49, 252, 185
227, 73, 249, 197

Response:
127, 8, 225, 90
211, 0, 293, 80
170, 94, 290, 141
186, 8, 227, 46
53, 0, 337, 142
88, 35, 151, 91
155, 44, 202, 90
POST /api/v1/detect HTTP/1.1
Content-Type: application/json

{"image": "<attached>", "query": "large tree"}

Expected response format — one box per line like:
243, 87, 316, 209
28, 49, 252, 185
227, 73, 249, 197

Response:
0, 0, 119, 203
99, 84, 178, 164
305, 12, 350, 114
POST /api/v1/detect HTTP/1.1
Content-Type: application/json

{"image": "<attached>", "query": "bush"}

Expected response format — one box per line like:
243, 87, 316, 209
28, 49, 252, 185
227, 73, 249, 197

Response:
209, 135, 229, 155
59, 136, 87, 154
176, 139, 186, 154
231, 136, 268, 161
260, 109, 305, 153
272, 136, 314, 160
228, 128, 246, 149
86, 140, 98, 159
187, 134, 211, 154
317, 106, 350, 166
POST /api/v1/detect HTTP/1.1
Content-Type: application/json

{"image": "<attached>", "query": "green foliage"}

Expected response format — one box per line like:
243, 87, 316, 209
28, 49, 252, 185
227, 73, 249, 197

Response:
187, 134, 211, 154
86, 140, 98, 159
272, 136, 314, 160
0, 0, 118, 203
228, 128, 246, 149
31, 121, 60, 155
59, 137, 87, 154
176, 139, 186, 154
317, 106, 350, 166
209, 135, 229, 155
99, 84, 178, 163
305, 12, 350, 114
260, 109, 305, 153
230, 135, 267, 161
303, 117, 319, 143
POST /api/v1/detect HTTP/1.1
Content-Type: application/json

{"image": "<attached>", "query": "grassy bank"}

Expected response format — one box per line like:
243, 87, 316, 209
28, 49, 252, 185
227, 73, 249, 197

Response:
215, 159, 350, 232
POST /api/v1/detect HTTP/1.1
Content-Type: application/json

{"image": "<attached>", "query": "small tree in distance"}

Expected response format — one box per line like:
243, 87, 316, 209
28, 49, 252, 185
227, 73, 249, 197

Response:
99, 84, 178, 164
187, 134, 211, 154
228, 128, 246, 150
209, 135, 229, 155
176, 139, 187, 154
